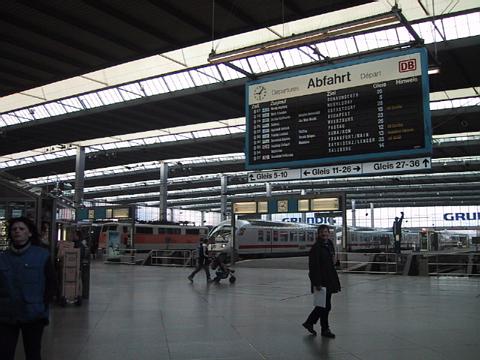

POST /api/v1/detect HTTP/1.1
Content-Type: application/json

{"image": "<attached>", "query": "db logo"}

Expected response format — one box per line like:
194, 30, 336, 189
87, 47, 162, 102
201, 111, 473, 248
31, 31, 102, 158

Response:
399, 59, 417, 72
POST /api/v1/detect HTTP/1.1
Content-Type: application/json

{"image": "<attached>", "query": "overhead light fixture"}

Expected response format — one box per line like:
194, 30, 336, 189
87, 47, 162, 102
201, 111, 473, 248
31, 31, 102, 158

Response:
208, 11, 399, 64
428, 66, 440, 75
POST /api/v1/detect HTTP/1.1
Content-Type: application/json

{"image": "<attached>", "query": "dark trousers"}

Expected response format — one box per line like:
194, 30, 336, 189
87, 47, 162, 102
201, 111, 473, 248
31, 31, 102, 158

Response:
0, 321, 45, 360
305, 291, 332, 331
189, 260, 211, 280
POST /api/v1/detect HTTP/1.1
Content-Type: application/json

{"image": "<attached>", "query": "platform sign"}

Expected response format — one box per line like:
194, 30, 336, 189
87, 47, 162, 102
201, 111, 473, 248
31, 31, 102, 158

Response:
248, 157, 431, 182
246, 48, 431, 170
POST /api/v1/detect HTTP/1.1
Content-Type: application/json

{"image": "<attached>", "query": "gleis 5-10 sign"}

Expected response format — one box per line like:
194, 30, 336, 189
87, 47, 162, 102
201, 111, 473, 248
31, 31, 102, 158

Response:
245, 48, 432, 170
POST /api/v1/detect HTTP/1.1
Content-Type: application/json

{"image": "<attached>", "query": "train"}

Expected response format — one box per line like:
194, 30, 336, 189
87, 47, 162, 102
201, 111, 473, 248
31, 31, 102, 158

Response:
97, 222, 209, 251
207, 219, 471, 256
208, 219, 318, 256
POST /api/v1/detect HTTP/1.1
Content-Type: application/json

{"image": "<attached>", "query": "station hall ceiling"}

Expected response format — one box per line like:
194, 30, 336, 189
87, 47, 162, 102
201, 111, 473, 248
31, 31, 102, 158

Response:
0, 0, 372, 97
1, 1, 480, 212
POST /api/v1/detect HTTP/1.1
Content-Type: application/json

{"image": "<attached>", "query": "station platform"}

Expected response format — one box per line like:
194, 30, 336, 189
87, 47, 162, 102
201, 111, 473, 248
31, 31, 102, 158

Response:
17, 257, 480, 360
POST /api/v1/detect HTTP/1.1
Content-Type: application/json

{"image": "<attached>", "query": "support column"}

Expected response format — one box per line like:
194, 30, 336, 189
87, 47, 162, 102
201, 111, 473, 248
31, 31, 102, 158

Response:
370, 203, 375, 228
74, 146, 86, 210
301, 189, 306, 223
266, 182, 272, 221
220, 175, 227, 221
351, 199, 356, 227
159, 162, 168, 222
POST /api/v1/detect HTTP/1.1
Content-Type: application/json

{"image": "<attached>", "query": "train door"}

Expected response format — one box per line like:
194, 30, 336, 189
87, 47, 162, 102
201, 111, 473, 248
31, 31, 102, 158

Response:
264, 229, 273, 254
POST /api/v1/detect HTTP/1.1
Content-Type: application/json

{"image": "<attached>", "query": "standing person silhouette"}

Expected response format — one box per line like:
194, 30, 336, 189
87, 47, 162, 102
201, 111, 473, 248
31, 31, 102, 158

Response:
303, 225, 341, 337
392, 211, 404, 254
0, 217, 56, 360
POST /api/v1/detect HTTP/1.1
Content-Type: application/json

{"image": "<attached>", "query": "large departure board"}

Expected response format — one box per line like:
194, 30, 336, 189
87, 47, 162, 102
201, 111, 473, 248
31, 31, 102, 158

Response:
246, 48, 431, 170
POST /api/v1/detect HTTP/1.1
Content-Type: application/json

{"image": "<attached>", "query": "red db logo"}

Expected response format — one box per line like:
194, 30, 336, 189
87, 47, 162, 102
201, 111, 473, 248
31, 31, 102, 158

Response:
399, 59, 417, 72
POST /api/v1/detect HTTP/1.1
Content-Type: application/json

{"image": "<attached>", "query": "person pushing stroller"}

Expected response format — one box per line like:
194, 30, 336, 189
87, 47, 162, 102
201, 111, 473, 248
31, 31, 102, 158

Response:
188, 238, 211, 283
210, 251, 236, 284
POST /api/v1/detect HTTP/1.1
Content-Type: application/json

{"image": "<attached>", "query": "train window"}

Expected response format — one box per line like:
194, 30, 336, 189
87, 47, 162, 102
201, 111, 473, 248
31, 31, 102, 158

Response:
273, 231, 278, 242
279, 231, 288, 242
299, 232, 306, 242
167, 228, 181, 234
186, 229, 199, 235
258, 231, 264, 242
290, 232, 297, 242
122, 226, 128, 233
136, 227, 153, 234
306, 232, 314, 242
158, 227, 166, 234
107, 225, 117, 231
266, 231, 271, 242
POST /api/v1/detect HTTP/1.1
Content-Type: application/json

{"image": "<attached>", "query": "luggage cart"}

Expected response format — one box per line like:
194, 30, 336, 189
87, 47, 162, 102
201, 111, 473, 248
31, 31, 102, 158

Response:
59, 248, 82, 306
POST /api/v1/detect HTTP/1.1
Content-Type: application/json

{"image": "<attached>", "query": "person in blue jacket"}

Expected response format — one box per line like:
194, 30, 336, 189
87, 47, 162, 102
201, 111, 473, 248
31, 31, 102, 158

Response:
0, 217, 56, 360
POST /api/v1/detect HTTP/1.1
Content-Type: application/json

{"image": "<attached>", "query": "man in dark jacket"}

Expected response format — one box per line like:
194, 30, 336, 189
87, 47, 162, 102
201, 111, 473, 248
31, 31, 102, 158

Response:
302, 225, 341, 338
187, 238, 211, 283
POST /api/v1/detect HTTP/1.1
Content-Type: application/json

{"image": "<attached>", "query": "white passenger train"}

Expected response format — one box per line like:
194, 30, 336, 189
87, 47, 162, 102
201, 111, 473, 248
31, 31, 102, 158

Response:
208, 219, 470, 256
208, 219, 318, 256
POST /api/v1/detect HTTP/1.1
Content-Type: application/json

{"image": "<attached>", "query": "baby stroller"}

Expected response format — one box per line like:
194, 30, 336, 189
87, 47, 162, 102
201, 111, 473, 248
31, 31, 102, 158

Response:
210, 252, 236, 284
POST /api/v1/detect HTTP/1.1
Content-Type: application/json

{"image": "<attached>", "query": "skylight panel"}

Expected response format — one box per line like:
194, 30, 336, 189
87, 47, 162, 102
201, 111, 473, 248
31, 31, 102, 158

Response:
163, 74, 182, 91
102, 143, 116, 150
396, 27, 414, 43
189, 68, 218, 85
192, 130, 211, 138
118, 84, 144, 100
334, 39, 350, 56
230, 58, 252, 73
97, 88, 124, 105
374, 30, 391, 48
455, 14, 472, 38
466, 12, 480, 36
14, 109, 34, 122
144, 137, 159, 145
216, 64, 244, 81
315, 42, 331, 59
295, 47, 316, 65
139, 78, 168, 95
343, 36, 358, 54
353, 34, 369, 52
30, 106, 50, 119
175, 132, 193, 140
279, 49, 297, 67
323, 41, 340, 57
209, 128, 230, 136
44, 102, 67, 116
363, 32, 379, 50
442, 17, 458, 40
58, 98, 84, 113
196, 66, 222, 83
159, 135, 176, 142
78, 93, 103, 108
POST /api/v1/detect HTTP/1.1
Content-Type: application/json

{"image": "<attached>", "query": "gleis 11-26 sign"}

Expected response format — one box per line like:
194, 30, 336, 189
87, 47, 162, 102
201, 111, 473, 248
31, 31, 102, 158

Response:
245, 48, 432, 170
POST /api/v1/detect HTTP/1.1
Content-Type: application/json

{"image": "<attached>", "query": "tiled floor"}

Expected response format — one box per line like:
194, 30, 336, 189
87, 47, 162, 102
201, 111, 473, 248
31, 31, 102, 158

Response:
15, 257, 480, 360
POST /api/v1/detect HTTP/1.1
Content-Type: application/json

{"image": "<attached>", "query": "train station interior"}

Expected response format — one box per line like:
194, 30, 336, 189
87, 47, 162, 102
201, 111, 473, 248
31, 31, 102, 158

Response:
1, 1, 479, 359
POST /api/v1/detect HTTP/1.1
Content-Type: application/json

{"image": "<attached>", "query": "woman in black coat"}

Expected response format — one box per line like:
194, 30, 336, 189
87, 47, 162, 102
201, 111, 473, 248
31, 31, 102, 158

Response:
302, 225, 341, 337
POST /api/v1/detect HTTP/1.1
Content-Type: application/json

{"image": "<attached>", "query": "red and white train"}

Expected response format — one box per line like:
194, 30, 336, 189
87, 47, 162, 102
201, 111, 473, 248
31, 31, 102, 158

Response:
97, 222, 209, 251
